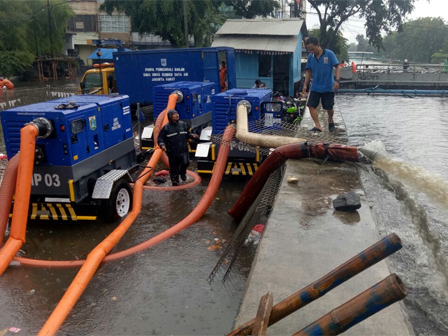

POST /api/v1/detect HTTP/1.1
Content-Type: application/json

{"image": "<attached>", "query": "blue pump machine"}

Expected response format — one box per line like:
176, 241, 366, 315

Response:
196, 88, 274, 176
1, 94, 137, 221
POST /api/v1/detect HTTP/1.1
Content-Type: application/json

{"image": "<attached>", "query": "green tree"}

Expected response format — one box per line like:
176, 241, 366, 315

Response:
381, 17, 448, 63
355, 35, 374, 53
222, 0, 280, 18
308, 28, 349, 63
102, 0, 225, 48
0, 0, 73, 77
308, 0, 417, 52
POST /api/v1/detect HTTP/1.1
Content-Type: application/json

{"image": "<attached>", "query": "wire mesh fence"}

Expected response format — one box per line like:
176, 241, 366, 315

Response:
210, 116, 348, 156
0, 86, 79, 112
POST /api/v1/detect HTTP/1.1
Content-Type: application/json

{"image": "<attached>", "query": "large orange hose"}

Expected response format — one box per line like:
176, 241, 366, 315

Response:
38, 149, 162, 336
14, 125, 233, 272
0, 154, 20, 246
153, 93, 178, 168
38, 94, 200, 335
0, 125, 37, 275
105, 124, 235, 261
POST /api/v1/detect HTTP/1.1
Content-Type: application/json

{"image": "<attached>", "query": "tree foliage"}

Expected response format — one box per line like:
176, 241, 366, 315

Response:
222, 0, 280, 18
308, 29, 349, 63
102, 0, 225, 48
308, 0, 416, 52
355, 35, 374, 53
381, 17, 448, 63
0, 0, 73, 77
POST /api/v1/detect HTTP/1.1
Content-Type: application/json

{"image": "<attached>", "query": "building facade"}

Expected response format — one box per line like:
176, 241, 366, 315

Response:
212, 18, 307, 96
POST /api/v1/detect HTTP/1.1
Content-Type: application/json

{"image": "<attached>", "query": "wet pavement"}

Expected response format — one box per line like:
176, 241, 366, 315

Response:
0, 156, 254, 334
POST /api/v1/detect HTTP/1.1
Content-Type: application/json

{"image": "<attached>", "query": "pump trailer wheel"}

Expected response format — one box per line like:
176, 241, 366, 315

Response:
102, 180, 133, 222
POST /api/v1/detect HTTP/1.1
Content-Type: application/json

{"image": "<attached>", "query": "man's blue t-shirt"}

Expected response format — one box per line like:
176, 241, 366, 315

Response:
306, 49, 339, 93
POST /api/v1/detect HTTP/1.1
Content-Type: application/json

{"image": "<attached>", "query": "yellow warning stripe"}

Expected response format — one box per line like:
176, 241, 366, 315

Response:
31, 203, 38, 220
66, 204, 77, 221
10, 203, 97, 221
256, 146, 260, 162
57, 204, 68, 221
47, 203, 58, 220
239, 163, 246, 176
77, 216, 97, 221
225, 162, 232, 175
69, 180, 75, 202
246, 163, 253, 175
211, 144, 216, 161
40, 205, 49, 220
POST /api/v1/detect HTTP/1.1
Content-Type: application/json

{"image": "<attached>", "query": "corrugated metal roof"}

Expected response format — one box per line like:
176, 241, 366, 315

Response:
212, 36, 299, 53
215, 19, 304, 36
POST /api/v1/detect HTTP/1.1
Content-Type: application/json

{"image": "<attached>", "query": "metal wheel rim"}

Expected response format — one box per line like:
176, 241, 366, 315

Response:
116, 188, 131, 217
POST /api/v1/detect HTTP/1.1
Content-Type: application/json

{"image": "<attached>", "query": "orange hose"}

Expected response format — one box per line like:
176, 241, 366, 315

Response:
0, 125, 37, 275
140, 170, 201, 191
153, 93, 178, 168
38, 91, 176, 328
38, 149, 162, 336
105, 125, 235, 262
14, 125, 235, 268
0, 154, 20, 246
39, 125, 234, 333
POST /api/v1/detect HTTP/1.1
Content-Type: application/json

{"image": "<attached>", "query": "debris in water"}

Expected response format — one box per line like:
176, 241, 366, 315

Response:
287, 176, 299, 183
244, 224, 265, 246
7, 327, 21, 333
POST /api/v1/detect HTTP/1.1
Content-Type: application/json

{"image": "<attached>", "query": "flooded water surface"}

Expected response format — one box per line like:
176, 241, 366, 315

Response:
339, 95, 448, 335
0, 135, 252, 334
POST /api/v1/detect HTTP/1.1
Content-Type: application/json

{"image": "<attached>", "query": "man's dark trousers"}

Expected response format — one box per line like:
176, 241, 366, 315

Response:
168, 152, 189, 185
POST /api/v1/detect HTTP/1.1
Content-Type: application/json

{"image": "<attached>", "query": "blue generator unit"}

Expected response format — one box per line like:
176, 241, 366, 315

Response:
211, 88, 272, 135
153, 81, 216, 129
1, 94, 137, 222
195, 89, 273, 176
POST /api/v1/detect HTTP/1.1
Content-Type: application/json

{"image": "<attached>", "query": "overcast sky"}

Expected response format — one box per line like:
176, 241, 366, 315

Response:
305, 0, 448, 44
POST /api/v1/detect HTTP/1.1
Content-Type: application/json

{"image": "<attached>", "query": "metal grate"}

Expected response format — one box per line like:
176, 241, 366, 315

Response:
0, 86, 79, 111
209, 116, 348, 157
209, 164, 286, 283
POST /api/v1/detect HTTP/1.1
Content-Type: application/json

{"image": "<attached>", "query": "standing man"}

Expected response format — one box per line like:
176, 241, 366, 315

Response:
302, 37, 340, 132
158, 109, 199, 186
220, 61, 227, 92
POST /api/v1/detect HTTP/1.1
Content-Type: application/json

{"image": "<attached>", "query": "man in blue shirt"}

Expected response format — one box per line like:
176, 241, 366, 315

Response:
301, 37, 341, 132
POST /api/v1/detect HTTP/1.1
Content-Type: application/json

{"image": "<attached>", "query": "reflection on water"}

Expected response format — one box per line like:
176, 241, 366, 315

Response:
0, 151, 251, 334
339, 95, 448, 335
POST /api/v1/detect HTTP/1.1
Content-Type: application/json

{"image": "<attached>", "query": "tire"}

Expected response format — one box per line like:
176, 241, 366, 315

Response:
102, 180, 132, 223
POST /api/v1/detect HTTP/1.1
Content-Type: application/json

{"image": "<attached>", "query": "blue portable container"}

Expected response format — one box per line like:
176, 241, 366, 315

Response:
1, 95, 135, 201
153, 81, 216, 129
211, 89, 272, 134
113, 47, 236, 106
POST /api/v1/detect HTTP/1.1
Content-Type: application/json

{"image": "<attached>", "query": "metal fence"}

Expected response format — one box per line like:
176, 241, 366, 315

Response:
355, 63, 446, 74
0, 85, 79, 111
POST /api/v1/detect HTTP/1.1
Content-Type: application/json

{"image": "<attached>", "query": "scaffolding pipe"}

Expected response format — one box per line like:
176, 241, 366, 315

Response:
293, 274, 407, 336
228, 233, 403, 336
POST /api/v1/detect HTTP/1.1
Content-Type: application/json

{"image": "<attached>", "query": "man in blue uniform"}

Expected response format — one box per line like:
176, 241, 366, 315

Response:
301, 37, 341, 132
158, 109, 198, 186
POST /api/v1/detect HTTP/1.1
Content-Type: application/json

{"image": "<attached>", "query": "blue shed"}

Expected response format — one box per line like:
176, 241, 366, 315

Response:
212, 18, 307, 97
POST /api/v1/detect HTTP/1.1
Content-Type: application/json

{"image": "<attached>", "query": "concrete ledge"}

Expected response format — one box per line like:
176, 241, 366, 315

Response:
234, 106, 413, 335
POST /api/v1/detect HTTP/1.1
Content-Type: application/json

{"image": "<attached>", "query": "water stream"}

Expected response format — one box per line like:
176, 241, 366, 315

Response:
339, 95, 448, 335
